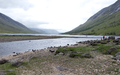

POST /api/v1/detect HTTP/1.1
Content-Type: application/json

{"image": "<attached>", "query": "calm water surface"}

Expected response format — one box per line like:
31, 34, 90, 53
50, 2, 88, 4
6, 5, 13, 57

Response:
0, 37, 100, 57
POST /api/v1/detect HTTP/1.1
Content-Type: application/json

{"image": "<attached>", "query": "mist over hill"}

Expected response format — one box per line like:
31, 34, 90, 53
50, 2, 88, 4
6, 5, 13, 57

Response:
30, 28, 59, 34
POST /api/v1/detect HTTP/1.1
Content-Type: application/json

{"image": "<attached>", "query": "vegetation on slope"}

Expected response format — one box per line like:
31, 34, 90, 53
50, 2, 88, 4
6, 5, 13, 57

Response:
65, 0, 120, 35
0, 13, 37, 33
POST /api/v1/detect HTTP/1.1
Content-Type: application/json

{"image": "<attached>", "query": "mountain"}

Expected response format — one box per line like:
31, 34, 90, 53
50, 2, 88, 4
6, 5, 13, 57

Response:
0, 13, 36, 33
30, 28, 59, 34
66, 0, 120, 35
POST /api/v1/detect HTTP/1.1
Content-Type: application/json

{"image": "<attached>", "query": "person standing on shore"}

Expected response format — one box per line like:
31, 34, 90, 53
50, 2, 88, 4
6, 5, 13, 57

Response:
103, 35, 105, 40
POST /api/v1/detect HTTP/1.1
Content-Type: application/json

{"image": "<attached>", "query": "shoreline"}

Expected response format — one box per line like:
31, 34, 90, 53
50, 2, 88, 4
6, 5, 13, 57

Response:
0, 35, 101, 42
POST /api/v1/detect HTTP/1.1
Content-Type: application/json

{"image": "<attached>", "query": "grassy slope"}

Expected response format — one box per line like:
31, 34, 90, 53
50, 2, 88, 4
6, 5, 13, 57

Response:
0, 13, 37, 33
66, 1, 120, 35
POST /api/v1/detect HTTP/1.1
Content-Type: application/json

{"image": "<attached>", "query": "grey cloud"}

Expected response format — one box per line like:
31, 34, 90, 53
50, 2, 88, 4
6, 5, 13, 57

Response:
0, 0, 33, 10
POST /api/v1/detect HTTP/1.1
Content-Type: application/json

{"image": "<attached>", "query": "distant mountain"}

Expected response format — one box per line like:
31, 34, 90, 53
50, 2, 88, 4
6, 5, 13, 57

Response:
66, 0, 120, 35
30, 28, 59, 34
0, 13, 37, 33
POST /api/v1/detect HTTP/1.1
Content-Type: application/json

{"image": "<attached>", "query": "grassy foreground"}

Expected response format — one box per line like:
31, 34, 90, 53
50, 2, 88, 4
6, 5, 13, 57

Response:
0, 39, 120, 75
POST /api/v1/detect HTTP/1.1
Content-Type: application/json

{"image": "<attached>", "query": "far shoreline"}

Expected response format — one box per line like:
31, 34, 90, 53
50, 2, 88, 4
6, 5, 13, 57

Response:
0, 35, 101, 42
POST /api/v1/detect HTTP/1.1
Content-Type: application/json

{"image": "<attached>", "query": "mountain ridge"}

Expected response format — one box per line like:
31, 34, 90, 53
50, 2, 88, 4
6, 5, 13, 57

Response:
0, 12, 37, 33
66, 0, 120, 35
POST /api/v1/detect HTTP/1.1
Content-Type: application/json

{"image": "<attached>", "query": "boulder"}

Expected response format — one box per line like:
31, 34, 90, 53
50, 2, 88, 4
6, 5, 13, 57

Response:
69, 51, 80, 58
115, 52, 120, 56
108, 36, 115, 40
49, 49, 55, 53
91, 43, 97, 46
101, 41, 107, 44
96, 41, 101, 43
32, 50, 36, 52
12, 61, 23, 67
106, 40, 110, 43
107, 47, 117, 54
81, 53, 92, 58
113, 39, 119, 43
16, 53, 21, 55
113, 55, 120, 60
55, 66, 69, 71
0, 59, 8, 64
104, 38, 108, 40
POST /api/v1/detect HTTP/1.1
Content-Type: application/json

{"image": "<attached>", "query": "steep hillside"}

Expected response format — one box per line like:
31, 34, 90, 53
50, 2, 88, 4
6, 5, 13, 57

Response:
66, 0, 120, 35
0, 13, 36, 33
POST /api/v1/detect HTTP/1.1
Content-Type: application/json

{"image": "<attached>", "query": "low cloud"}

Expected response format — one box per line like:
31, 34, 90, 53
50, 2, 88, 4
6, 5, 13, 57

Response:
20, 20, 50, 28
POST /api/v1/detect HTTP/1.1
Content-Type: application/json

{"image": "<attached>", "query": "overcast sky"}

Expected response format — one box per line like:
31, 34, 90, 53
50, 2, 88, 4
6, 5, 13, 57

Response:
0, 0, 117, 32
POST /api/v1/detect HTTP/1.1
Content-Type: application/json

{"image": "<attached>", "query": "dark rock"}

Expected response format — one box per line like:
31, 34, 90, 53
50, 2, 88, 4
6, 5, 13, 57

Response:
118, 38, 120, 40
115, 52, 120, 56
91, 43, 97, 46
77, 41, 82, 43
113, 55, 120, 60
106, 40, 110, 43
0, 59, 8, 64
69, 51, 80, 58
0, 70, 6, 75
81, 53, 92, 58
115, 42, 119, 45
107, 47, 117, 54
13, 52, 15, 53
67, 44, 69, 46
49, 49, 55, 53
12, 61, 23, 67
32, 50, 36, 52
55, 66, 68, 71
73, 44, 78, 46
113, 39, 119, 43
104, 38, 108, 40
101, 41, 107, 44
96, 40, 101, 43
16, 53, 21, 55
108, 36, 115, 40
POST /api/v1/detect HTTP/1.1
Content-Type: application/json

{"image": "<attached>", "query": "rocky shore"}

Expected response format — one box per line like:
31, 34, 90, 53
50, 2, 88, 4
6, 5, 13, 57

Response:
0, 36, 120, 75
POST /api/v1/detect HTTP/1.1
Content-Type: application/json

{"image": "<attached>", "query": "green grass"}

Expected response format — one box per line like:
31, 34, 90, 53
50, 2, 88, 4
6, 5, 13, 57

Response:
0, 63, 17, 75
0, 61, 29, 75
55, 46, 93, 55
